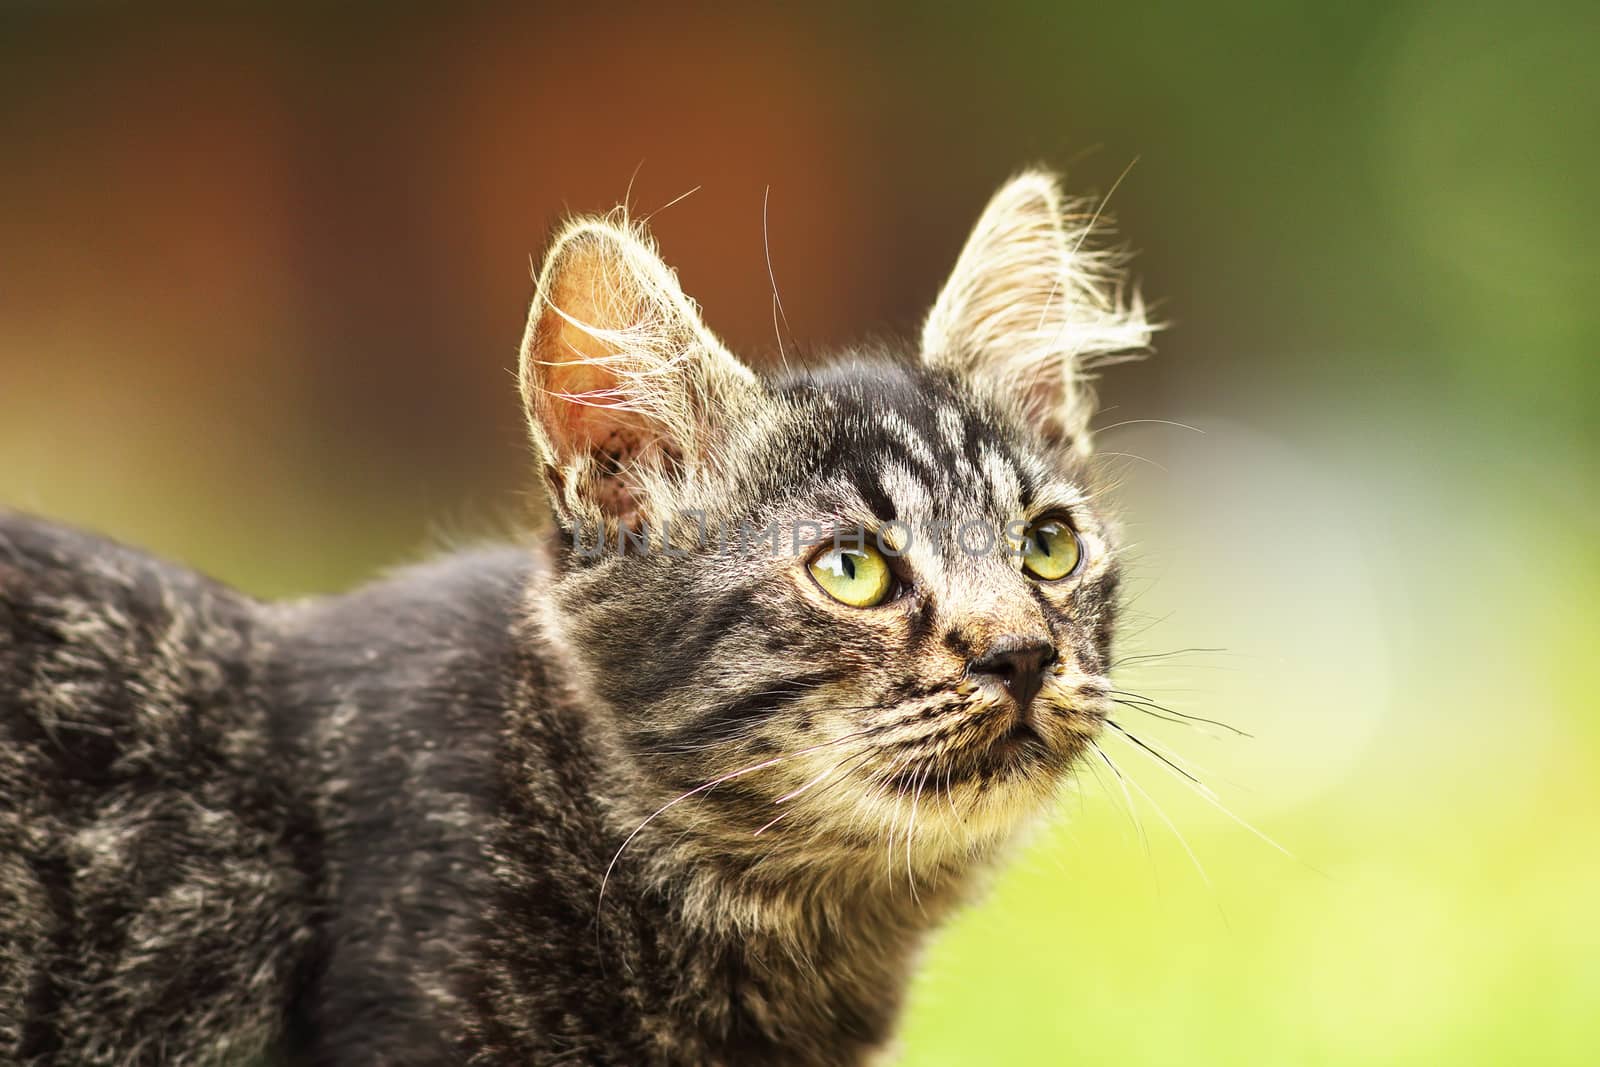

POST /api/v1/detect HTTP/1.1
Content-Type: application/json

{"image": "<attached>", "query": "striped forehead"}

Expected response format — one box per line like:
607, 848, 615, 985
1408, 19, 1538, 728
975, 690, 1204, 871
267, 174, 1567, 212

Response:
776, 359, 1077, 543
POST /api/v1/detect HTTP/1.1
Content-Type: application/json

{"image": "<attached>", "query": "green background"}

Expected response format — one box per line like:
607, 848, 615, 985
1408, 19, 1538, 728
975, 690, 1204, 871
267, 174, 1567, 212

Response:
3, 3, 1596, 1062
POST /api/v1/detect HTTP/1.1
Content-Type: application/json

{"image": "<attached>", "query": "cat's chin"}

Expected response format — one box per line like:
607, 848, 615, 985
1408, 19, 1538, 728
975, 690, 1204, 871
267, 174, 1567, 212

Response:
851, 706, 1103, 855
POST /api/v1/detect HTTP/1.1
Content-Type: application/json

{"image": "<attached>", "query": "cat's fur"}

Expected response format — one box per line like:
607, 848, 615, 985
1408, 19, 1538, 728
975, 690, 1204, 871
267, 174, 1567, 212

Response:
0, 170, 1151, 1065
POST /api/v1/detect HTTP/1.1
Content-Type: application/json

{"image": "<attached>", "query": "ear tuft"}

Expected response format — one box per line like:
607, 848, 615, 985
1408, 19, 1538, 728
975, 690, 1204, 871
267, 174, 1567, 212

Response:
519, 211, 755, 535
922, 169, 1154, 452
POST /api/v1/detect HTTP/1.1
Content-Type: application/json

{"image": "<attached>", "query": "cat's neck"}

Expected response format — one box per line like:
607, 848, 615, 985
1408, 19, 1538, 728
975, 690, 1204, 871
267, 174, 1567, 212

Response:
639, 826, 983, 1064
616, 770, 1016, 1059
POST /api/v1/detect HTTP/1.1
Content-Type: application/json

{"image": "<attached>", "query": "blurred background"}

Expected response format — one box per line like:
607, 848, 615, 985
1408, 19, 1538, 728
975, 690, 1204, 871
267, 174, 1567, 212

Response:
3, 2, 1596, 1063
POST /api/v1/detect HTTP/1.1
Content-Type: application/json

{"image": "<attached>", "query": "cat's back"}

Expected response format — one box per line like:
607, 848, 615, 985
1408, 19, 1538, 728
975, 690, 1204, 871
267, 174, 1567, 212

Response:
0, 511, 313, 1064
0, 511, 265, 775
265, 541, 542, 1065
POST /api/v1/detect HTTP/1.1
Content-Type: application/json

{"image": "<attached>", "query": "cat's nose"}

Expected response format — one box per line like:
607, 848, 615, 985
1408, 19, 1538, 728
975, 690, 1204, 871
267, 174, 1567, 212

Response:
968, 635, 1057, 715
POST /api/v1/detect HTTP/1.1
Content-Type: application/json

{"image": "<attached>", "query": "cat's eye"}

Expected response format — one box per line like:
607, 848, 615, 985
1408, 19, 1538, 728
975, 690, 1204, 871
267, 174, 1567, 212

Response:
808, 544, 895, 607
1020, 517, 1082, 581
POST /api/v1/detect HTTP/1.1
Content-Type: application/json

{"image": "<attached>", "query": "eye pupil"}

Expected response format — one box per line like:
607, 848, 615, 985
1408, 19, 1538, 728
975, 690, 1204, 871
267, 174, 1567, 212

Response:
808, 544, 894, 607
1021, 517, 1081, 581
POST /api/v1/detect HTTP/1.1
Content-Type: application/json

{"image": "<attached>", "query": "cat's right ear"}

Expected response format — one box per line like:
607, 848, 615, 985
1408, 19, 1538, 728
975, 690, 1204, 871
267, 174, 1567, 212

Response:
922, 170, 1152, 455
519, 214, 757, 539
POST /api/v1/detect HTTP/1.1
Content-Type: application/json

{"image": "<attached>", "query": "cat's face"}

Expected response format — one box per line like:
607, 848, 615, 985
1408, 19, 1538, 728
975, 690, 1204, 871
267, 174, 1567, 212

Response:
522, 172, 1151, 866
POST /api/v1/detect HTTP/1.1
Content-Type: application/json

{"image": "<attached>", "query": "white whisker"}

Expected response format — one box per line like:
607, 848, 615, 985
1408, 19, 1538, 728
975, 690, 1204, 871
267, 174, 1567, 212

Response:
1107, 723, 1305, 868
1095, 740, 1221, 920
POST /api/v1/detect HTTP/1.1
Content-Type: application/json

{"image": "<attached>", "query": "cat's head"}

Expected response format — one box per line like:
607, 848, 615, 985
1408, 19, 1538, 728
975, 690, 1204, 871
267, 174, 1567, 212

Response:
520, 171, 1151, 870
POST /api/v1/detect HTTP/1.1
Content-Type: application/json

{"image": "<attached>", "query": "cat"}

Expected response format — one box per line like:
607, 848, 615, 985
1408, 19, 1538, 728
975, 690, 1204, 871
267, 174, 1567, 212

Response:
0, 169, 1152, 1066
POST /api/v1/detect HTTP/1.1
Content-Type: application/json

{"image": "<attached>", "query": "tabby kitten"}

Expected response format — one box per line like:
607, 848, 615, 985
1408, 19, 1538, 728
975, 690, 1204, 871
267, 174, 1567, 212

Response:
0, 170, 1151, 1065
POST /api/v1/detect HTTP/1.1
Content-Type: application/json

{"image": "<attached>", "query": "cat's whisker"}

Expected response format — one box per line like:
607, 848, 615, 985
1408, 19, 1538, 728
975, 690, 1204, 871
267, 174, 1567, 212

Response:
752, 809, 793, 837
1110, 647, 1232, 669
1109, 698, 1205, 732
638, 698, 891, 754
1104, 719, 1202, 785
881, 780, 900, 887
1109, 692, 1251, 737
773, 758, 854, 806
1106, 723, 1223, 786
1093, 450, 1168, 474
1105, 721, 1304, 867
923, 763, 967, 860
863, 749, 925, 887
1116, 609, 1184, 647
1090, 742, 1152, 860
906, 764, 932, 903
789, 748, 878, 817
788, 749, 880, 851
1095, 417, 1206, 436
1110, 697, 1250, 739
1093, 740, 1222, 919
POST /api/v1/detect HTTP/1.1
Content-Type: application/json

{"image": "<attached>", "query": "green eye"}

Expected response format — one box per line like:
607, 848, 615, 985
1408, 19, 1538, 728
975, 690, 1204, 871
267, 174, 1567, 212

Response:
809, 544, 894, 607
1021, 517, 1082, 581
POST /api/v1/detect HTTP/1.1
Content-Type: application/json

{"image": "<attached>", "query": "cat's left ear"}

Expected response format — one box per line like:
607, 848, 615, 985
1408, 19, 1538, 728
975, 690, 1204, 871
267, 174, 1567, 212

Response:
519, 213, 758, 536
922, 170, 1153, 454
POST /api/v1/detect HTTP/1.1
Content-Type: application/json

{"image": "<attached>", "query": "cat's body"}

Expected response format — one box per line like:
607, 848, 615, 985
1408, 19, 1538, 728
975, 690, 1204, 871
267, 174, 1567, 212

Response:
0, 518, 934, 1066
0, 171, 1152, 1065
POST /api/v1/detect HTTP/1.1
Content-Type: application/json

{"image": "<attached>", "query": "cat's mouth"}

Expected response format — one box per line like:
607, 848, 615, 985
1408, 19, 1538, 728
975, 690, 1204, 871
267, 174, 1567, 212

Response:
986, 718, 1049, 764
882, 714, 1064, 792
954, 717, 1058, 784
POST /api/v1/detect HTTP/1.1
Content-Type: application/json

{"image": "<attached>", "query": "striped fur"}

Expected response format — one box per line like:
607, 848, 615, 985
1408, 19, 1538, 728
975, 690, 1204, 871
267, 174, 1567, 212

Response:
0, 170, 1150, 1065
